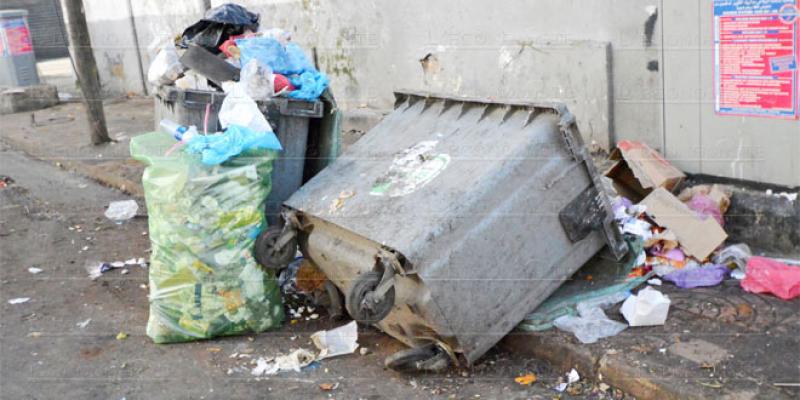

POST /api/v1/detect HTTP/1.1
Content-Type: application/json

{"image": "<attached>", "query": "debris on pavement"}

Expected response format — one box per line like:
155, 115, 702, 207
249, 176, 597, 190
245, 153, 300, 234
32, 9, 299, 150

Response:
311, 321, 359, 359
553, 292, 629, 344
663, 264, 730, 289
741, 257, 800, 300
318, 382, 339, 391
714, 243, 752, 279
104, 200, 139, 223
27, 267, 43, 274
76, 318, 92, 329
620, 287, 671, 327
251, 348, 315, 376
116, 331, 128, 340
514, 373, 537, 386
8, 297, 30, 305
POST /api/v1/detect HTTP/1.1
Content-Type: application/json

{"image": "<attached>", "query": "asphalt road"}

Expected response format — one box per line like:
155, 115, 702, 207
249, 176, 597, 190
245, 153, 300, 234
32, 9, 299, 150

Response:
0, 144, 623, 399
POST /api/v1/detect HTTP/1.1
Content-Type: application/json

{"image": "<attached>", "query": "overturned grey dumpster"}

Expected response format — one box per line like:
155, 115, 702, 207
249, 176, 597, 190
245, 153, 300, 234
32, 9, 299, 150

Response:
256, 92, 627, 371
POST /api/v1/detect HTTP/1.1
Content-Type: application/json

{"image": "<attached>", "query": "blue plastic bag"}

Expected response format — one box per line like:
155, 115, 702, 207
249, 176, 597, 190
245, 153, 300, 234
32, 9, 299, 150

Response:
235, 37, 328, 101
186, 124, 283, 165
288, 71, 330, 101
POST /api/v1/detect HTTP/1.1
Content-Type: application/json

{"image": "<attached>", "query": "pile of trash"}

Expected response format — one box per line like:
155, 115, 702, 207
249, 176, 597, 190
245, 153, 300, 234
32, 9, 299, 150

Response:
523, 140, 800, 344
148, 3, 328, 102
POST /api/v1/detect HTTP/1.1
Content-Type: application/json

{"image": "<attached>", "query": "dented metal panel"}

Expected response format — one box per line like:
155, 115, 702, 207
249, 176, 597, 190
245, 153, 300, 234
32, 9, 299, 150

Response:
286, 92, 625, 364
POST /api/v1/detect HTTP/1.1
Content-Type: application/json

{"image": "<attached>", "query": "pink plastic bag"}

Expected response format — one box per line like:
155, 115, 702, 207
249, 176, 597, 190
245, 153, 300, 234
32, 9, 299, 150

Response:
686, 193, 725, 226
741, 257, 800, 300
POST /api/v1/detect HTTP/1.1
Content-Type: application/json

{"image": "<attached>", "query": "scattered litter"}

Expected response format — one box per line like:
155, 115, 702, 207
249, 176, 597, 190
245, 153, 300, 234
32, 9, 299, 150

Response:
116, 332, 128, 340
620, 287, 671, 327
567, 368, 580, 384
76, 318, 91, 329
105, 200, 139, 223
28, 267, 43, 274
514, 373, 537, 385
8, 297, 30, 305
714, 243, 751, 277
359, 347, 370, 356
554, 294, 628, 344
311, 321, 359, 359
251, 348, 315, 376
318, 382, 339, 391
555, 382, 568, 392
663, 264, 730, 289
27, 331, 42, 338
647, 278, 662, 286
741, 257, 800, 300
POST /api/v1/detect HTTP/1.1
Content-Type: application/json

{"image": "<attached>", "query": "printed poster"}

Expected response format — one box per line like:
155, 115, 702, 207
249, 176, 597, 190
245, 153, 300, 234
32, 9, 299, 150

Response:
714, 0, 799, 118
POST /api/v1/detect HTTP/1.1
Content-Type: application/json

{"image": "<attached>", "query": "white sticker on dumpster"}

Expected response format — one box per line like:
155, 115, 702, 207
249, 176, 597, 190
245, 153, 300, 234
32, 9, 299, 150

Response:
370, 140, 450, 197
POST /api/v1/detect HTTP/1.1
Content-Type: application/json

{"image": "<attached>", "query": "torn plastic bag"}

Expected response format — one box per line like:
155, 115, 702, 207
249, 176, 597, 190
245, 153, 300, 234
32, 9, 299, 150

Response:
663, 264, 729, 289
520, 236, 651, 331
553, 293, 629, 344
238, 59, 274, 100
741, 257, 800, 300
185, 124, 283, 166
218, 83, 272, 133
179, 3, 259, 53
147, 43, 184, 86
130, 132, 283, 343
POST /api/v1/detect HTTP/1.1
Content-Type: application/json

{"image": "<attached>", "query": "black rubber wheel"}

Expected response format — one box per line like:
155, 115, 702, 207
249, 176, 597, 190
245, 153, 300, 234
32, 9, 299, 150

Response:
385, 344, 451, 373
254, 226, 297, 270
345, 271, 395, 323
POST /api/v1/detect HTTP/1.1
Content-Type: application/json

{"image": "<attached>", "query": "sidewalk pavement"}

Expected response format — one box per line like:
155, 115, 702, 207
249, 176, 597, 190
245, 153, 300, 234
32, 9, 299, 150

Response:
0, 97, 153, 197
1, 97, 798, 399
501, 251, 799, 399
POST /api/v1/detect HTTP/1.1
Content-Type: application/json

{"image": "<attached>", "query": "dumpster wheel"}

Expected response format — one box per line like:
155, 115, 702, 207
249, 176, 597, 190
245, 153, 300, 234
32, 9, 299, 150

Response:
346, 271, 395, 323
385, 343, 451, 373
254, 226, 297, 270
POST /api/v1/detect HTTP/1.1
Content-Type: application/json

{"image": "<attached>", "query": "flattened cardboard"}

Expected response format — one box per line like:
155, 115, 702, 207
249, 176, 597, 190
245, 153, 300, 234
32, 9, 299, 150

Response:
606, 140, 685, 202
641, 188, 727, 260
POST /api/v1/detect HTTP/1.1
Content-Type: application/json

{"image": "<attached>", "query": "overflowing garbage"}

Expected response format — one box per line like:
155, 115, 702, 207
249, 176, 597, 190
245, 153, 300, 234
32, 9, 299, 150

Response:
148, 3, 328, 102
526, 139, 800, 344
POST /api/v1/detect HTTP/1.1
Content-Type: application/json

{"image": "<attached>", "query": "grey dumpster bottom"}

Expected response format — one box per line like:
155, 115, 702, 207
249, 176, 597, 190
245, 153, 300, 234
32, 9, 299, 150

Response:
154, 87, 338, 224
283, 92, 627, 366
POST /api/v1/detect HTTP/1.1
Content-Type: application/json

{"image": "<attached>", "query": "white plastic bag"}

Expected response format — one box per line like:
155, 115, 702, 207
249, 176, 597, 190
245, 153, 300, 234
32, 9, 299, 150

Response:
620, 287, 671, 327
147, 43, 183, 86
218, 82, 272, 133
238, 59, 275, 101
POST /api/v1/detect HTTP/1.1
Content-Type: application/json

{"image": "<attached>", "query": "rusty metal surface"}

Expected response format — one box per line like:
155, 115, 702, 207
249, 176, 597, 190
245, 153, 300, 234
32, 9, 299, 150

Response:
286, 92, 622, 363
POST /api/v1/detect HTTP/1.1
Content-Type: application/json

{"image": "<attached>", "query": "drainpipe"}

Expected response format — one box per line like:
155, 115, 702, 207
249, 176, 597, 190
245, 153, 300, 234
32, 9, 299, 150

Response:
126, 0, 148, 95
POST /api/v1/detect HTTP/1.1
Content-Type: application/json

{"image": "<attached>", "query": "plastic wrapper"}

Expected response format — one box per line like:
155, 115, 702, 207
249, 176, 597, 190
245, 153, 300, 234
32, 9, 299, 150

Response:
238, 59, 274, 100
130, 132, 283, 343
186, 124, 283, 165
147, 43, 184, 86
663, 264, 729, 289
218, 83, 272, 133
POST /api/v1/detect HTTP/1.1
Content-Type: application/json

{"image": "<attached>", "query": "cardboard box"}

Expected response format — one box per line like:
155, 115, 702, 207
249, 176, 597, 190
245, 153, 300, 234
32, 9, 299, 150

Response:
606, 140, 685, 203
641, 188, 728, 260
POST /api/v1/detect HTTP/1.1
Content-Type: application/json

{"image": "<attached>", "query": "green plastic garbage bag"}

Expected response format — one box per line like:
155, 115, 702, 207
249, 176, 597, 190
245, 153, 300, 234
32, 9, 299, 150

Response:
131, 132, 284, 343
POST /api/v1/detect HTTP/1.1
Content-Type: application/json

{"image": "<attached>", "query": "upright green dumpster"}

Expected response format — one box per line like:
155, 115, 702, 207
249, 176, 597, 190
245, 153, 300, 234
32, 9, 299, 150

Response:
131, 132, 284, 343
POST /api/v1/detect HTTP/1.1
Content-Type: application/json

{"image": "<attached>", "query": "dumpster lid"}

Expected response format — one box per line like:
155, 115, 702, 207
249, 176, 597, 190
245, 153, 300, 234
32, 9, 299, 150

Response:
286, 91, 627, 262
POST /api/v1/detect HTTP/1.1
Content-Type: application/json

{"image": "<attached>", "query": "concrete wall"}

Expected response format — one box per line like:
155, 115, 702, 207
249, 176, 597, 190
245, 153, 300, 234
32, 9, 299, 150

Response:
79, 0, 799, 186
662, 0, 800, 187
